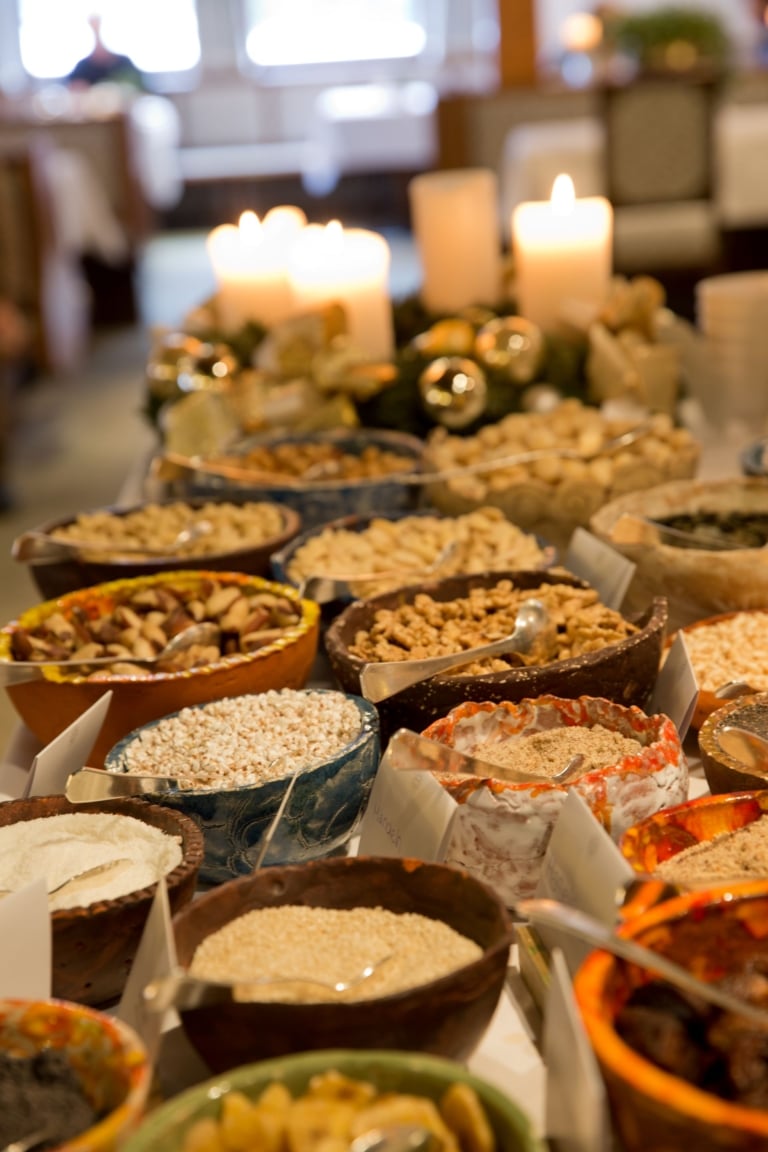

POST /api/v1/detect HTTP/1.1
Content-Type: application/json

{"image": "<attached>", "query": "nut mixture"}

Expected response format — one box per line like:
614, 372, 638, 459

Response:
114, 689, 363, 789
210, 442, 417, 483
9, 576, 303, 679
348, 580, 638, 673
681, 612, 768, 694
49, 501, 288, 560
286, 506, 548, 596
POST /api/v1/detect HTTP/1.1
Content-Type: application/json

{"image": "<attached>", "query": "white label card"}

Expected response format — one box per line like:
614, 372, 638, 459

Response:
357, 741, 457, 860
116, 878, 177, 1064
544, 948, 611, 1152
564, 527, 635, 610
25, 691, 113, 799
535, 789, 635, 973
0, 881, 51, 999
648, 629, 698, 741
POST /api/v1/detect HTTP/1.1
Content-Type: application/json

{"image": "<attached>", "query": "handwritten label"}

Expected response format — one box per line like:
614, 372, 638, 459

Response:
649, 629, 698, 741
0, 881, 51, 999
357, 740, 457, 860
116, 879, 177, 1063
25, 691, 113, 799
564, 527, 635, 610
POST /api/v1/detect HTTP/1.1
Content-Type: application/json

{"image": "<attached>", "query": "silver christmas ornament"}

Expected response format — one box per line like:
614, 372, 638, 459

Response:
475, 316, 544, 384
418, 356, 488, 429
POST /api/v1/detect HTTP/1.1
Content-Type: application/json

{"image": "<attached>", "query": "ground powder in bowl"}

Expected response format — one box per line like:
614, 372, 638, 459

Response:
472, 723, 644, 778
654, 814, 768, 887
0, 813, 182, 911
188, 905, 483, 1003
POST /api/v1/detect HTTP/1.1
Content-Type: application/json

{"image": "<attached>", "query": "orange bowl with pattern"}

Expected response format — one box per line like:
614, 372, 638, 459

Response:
0, 996, 151, 1152
0, 570, 320, 765
574, 881, 768, 1151
421, 695, 688, 906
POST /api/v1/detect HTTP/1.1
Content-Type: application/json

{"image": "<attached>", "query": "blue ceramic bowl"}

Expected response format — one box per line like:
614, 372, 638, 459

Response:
122, 1049, 544, 1152
741, 438, 768, 477
104, 690, 380, 887
177, 428, 425, 530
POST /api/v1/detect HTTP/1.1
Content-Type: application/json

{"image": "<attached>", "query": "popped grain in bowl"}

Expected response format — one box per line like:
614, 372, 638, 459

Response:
108, 689, 365, 790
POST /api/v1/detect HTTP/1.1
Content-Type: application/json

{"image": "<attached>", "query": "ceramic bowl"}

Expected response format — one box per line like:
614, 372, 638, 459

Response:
589, 477, 768, 631
0, 795, 203, 1007
740, 437, 768, 477
169, 855, 514, 1073
668, 610, 768, 730
13, 496, 302, 601
165, 428, 426, 531
619, 790, 768, 892
698, 694, 768, 794
104, 689, 381, 887
325, 570, 668, 741
574, 881, 768, 1151
421, 695, 688, 906
122, 1048, 544, 1152
0, 997, 151, 1152
0, 569, 320, 765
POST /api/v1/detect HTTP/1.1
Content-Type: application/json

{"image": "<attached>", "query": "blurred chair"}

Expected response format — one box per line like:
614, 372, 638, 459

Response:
598, 72, 724, 276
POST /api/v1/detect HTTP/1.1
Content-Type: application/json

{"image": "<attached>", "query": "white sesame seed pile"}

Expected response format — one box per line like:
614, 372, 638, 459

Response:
115, 689, 363, 790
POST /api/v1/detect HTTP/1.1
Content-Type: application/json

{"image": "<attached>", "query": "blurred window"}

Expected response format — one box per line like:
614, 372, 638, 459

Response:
19, 0, 201, 81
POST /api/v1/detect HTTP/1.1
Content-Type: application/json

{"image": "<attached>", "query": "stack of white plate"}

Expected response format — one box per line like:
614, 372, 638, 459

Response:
696, 271, 768, 425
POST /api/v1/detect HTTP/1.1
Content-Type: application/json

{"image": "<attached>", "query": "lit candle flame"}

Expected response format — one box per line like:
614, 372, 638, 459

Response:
238, 210, 263, 244
551, 174, 576, 216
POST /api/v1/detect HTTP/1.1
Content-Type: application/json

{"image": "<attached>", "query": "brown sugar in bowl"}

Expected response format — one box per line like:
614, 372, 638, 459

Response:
0, 569, 320, 765
0, 794, 204, 1007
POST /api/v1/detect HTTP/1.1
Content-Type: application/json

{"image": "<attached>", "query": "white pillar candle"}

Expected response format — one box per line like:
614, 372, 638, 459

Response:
511, 174, 613, 332
288, 221, 394, 360
408, 167, 501, 314
206, 205, 307, 331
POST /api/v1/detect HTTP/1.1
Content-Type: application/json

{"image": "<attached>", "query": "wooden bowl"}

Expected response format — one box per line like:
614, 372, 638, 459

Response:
0, 997, 151, 1151
574, 881, 768, 1150
698, 694, 768, 794
0, 570, 320, 765
0, 795, 204, 1007
14, 497, 302, 601
122, 1049, 544, 1152
170, 855, 514, 1074
325, 570, 668, 741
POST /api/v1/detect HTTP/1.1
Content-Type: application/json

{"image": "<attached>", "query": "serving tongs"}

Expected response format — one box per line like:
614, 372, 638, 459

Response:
385, 729, 584, 786
65, 765, 180, 803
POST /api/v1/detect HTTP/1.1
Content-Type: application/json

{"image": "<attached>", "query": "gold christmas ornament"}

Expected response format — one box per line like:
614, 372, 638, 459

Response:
411, 317, 476, 358
146, 334, 238, 403
475, 315, 544, 384
418, 356, 488, 429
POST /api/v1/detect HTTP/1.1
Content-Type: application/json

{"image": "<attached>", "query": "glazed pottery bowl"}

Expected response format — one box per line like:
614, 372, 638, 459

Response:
421, 695, 688, 906
0, 569, 320, 765
589, 477, 768, 630
698, 694, 768, 794
325, 570, 668, 741
668, 610, 768, 730
12, 496, 302, 601
574, 881, 768, 1151
164, 428, 426, 530
0, 996, 151, 1152
169, 855, 514, 1073
104, 689, 380, 886
122, 1048, 544, 1152
0, 795, 203, 1007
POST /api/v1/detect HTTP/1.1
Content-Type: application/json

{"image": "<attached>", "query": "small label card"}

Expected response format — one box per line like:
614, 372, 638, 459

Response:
564, 527, 636, 611
357, 733, 458, 860
544, 948, 611, 1152
648, 629, 699, 742
25, 691, 113, 799
116, 879, 177, 1064
0, 881, 51, 999
535, 789, 635, 973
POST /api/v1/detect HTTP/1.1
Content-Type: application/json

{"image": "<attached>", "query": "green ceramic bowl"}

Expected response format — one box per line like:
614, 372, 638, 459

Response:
122, 1049, 544, 1152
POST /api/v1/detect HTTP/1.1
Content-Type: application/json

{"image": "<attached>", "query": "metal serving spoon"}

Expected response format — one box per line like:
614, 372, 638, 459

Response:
359, 598, 553, 703
13, 519, 214, 564
715, 724, 768, 773
350, 1126, 440, 1152
517, 898, 768, 1028
0, 857, 132, 899
143, 954, 394, 1013
0, 621, 220, 686
1, 1124, 58, 1152
386, 729, 585, 787
65, 766, 180, 803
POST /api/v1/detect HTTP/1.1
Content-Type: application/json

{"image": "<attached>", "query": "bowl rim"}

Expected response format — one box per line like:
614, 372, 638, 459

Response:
619, 788, 768, 870
121, 1047, 544, 1151
14, 496, 303, 570
670, 609, 768, 728
574, 881, 768, 1134
0, 795, 205, 918
171, 855, 515, 1010
103, 688, 381, 797
0, 569, 320, 685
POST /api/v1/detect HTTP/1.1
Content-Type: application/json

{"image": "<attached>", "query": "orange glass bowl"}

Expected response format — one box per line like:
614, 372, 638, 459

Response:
0, 569, 320, 765
574, 882, 768, 1151
420, 695, 688, 906
0, 996, 151, 1152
